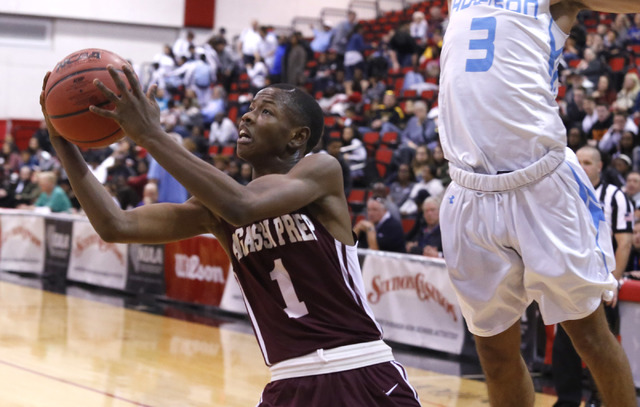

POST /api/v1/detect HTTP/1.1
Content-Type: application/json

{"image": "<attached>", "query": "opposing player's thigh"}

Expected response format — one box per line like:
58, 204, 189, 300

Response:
440, 184, 527, 336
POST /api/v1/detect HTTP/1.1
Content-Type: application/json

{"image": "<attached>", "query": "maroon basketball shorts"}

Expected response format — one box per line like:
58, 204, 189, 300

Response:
257, 361, 421, 406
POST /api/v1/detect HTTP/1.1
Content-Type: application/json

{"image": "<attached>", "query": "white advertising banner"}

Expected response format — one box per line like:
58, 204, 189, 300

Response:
0, 214, 45, 274
362, 252, 465, 355
68, 220, 128, 290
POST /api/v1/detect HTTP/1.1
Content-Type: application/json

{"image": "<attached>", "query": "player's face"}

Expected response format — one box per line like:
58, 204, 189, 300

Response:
237, 88, 294, 162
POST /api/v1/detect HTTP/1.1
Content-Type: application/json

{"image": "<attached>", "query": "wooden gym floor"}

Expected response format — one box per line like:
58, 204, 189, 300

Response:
0, 271, 574, 407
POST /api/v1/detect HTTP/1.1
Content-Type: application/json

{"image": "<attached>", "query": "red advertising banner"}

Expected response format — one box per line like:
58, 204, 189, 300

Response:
164, 235, 231, 307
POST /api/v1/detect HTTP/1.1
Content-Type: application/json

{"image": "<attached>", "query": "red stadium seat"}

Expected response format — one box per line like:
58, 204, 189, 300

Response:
375, 148, 394, 179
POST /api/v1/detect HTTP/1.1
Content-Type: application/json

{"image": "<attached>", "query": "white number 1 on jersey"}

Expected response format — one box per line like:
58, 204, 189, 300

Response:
270, 258, 309, 318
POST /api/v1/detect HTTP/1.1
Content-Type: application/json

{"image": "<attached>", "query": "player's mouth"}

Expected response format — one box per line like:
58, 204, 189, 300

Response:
237, 127, 252, 144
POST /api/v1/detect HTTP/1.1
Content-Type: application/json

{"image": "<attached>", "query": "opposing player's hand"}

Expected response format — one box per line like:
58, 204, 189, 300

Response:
89, 64, 163, 146
39, 71, 67, 144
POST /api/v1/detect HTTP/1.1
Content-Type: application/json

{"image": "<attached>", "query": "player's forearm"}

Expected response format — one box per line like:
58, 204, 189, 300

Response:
574, 0, 640, 13
614, 234, 633, 280
142, 133, 247, 224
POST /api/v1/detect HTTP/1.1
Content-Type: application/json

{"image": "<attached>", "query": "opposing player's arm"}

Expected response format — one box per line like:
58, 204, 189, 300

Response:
558, 0, 640, 13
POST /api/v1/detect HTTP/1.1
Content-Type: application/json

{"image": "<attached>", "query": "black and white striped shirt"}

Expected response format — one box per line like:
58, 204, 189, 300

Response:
595, 182, 633, 237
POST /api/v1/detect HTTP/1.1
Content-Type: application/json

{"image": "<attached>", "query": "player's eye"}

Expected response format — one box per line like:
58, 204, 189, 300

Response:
262, 109, 271, 115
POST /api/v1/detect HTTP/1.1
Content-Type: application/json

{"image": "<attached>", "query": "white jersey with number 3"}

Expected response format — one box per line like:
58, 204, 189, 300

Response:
438, 0, 568, 174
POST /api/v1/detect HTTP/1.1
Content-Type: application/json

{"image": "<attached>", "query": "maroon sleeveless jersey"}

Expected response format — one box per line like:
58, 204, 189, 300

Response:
220, 208, 383, 365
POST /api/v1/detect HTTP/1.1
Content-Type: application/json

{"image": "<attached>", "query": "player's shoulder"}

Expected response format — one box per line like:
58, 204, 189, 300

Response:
298, 152, 342, 171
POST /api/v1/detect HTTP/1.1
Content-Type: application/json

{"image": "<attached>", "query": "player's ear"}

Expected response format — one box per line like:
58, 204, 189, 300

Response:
289, 126, 310, 151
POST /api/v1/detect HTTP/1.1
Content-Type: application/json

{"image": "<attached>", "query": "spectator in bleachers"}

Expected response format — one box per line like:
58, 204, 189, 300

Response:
576, 47, 608, 86
599, 111, 639, 154
258, 26, 279, 71
25, 137, 57, 172
612, 154, 633, 186
564, 86, 588, 129
329, 10, 357, 66
353, 196, 405, 253
1, 140, 22, 176
567, 125, 588, 152
405, 196, 442, 258
339, 126, 366, 184
238, 20, 262, 65
237, 162, 252, 186
310, 22, 334, 54
268, 34, 288, 84
201, 85, 227, 127
325, 137, 352, 197
172, 30, 195, 61
592, 74, 618, 106
371, 182, 401, 222
309, 52, 334, 93
409, 11, 428, 51
624, 171, 640, 216
616, 128, 640, 169
18, 171, 71, 213
366, 90, 406, 135
400, 100, 437, 152
363, 74, 387, 105
209, 36, 239, 93
432, 143, 450, 187
283, 33, 307, 86
625, 222, 640, 279
246, 53, 269, 94
410, 144, 433, 179
589, 102, 614, 142
187, 53, 216, 108
388, 163, 415, 210
627, 13, 640, 44
582, 95, 599, 135
147, 134, 189, 204
562, 36, 581, 64
179, 89, 204, 130
344, 24, 368, 95
137, 182, 159, 206
615, 71, 640, 114
5, 165, 39, 208
389, 23, 418, 70
400, 164, 444, 216
126, 158, 149, 200
32, 120, 52, 154
209, 111, 238, 146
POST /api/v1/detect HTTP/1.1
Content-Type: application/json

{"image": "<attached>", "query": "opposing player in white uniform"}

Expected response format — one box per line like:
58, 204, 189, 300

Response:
438, 0, 638, 406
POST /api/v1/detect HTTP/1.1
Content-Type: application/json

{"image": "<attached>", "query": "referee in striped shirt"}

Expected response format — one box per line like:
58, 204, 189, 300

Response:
552, 146, 633, 407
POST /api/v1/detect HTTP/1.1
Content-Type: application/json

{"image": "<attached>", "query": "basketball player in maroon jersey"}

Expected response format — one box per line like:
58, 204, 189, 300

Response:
39, 66, 422, 406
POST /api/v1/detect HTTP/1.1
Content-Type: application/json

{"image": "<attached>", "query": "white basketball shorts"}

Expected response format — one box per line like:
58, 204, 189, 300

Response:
441, 148, 617, 337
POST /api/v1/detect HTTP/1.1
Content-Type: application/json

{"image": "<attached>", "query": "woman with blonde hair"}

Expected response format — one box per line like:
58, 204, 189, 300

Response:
616, 71, 640, 113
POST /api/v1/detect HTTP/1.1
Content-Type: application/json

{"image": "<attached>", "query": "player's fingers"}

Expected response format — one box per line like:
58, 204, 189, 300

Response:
93, 78, 120, 103
89, 105, 118, 120
123, 64, 144, 98
41, 71, 51, 92
146, 83, 158, 101
106, 64, 129, 95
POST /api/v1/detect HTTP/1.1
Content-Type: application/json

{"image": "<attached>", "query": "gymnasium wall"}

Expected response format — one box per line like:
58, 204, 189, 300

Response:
0, 0, 388, 121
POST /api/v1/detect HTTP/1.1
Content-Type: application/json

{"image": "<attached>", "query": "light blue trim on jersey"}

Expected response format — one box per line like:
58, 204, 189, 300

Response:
567, 163, 610, 274
547, 19, 563, 93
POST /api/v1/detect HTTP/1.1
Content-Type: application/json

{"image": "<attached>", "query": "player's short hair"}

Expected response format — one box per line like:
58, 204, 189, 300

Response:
267, 84, 324, 154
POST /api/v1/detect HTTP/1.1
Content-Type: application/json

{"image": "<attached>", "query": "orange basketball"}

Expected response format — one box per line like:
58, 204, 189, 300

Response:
44, 48, 130, 149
